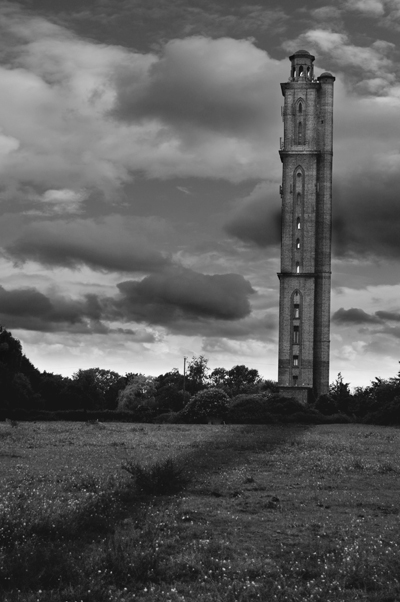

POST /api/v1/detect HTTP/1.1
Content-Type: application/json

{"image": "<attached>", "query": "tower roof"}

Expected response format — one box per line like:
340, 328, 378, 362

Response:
289, 49, 315, 61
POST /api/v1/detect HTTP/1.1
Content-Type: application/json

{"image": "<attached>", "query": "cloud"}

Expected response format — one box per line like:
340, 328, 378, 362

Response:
113, 267, 255, 327
0, 265, 257, 339
332, 307, 382, 324
0, 283, 158, 339
344, 0, 385, 16
3, 215, 172, 273
108, 35, 285, 181
0, 284, 101, 333
0, 4, 288, 201
285, 29, 395, 80
61, 1, 288, 43
310, 6, 344, 23
224, 181, 281, 248
375, 310, 400, 321
333, 165, 400, 259
23, 189, 88, 216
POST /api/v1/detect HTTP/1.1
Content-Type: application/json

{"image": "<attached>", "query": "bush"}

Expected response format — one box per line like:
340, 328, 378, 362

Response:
313, 394, 338, 415
363, 396, 400, 425
121, 458, 188, 495
153, 411, 179, 424
179, 388, 230, 423
226, 394, 277, 424
265, 395, 307, 415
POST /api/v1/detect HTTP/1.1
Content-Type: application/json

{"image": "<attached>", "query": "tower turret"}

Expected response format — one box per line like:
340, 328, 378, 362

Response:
289, 50, 315, 81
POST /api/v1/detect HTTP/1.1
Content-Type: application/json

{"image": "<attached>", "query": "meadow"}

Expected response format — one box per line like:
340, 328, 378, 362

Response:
1, 421, 400, 601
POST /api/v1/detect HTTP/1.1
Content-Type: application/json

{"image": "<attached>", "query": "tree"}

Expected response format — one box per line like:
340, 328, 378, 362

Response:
0, 326, 42, 410
179, 388, 230, 423
117, 374, 157, 411
155, 369, 188, 412
327, 372, 352, 413
70, 368, 125, 411
209, 367, 229, 389
226, 365, 262, 397
186, 355, 209, 394
39, 372, 69, 411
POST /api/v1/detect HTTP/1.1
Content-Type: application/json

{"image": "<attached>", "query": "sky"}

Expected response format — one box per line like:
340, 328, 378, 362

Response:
0, 0, 400, 388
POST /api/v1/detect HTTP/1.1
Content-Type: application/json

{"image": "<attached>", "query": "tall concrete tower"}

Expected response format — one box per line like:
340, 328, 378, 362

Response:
277, 50, 335, 403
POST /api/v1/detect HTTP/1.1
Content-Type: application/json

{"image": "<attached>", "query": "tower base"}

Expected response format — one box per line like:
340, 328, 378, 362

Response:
278, 385, 313, 405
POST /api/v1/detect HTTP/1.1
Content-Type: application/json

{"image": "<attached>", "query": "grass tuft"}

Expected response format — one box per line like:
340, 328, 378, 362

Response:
121, 457, 188, 495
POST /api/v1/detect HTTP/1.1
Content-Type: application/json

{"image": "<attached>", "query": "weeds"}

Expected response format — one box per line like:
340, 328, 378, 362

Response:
121, 457, 188, 495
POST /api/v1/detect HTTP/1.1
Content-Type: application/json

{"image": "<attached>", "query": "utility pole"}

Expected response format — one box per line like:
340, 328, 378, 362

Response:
183, 356, 187, 396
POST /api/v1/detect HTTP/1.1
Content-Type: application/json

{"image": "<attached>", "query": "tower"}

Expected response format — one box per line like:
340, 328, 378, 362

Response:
277, 50, 335, 403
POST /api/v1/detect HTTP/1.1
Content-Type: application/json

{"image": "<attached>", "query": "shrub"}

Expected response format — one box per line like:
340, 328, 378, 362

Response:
363, 396, 400, 425
153, 411, 179, 424
313, 394, 338, 415
226, 394, 277, 424
121, 458, 187, 495
179, 387, 230, 423
265, 395, 307, 415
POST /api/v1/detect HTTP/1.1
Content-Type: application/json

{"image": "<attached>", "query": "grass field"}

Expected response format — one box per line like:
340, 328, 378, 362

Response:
1, 421, 400, 601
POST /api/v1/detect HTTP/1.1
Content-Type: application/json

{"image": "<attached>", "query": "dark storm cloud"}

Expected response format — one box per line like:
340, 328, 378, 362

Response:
332, 307, 382, 325
0, 285, 102, 332
110, 36, 281, 137
4, 216, 171, 273
224, 183, 281, 247
333, 171, 400, 259
59, 1, 287, 49
0, 285, 52, 317
376, 310, 400, 321
113, 267, 255, 325
0, 267, 256, 338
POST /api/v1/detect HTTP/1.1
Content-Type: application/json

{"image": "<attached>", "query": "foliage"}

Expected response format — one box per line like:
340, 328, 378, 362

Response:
117, 374, 157, 411
0, 326, 42, 410
210, 364, 265, 397
265, 394, 308, 415
121, 458, 188, 495
154, 369, 189, 413
363, 396, 400, 425
186, 355, 210, 394
179, 387, 230, 423
227, 393, 278, 424
314, 393, 339, 415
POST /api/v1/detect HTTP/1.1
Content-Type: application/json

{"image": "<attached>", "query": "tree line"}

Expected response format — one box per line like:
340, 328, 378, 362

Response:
0, 327, 276, 419
2, 325, 400, 425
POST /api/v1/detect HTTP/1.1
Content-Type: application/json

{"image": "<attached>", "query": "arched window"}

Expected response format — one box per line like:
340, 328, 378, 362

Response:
297, 171, 302, 179
298, 66, 304, 77
296, 238, 300, 249
298, 122, 303, 144
297, 218, 301, 230
297, 192, 301, 204
298, 102, 302, 114
296, 262, 300, 273
293, 291, 300, 319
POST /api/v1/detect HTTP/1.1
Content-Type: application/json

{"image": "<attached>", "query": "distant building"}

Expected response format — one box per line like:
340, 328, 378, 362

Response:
277, 50, 335, 403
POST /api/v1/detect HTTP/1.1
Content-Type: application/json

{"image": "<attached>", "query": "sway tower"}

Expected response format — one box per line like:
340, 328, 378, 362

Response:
277, 50, 335, 402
